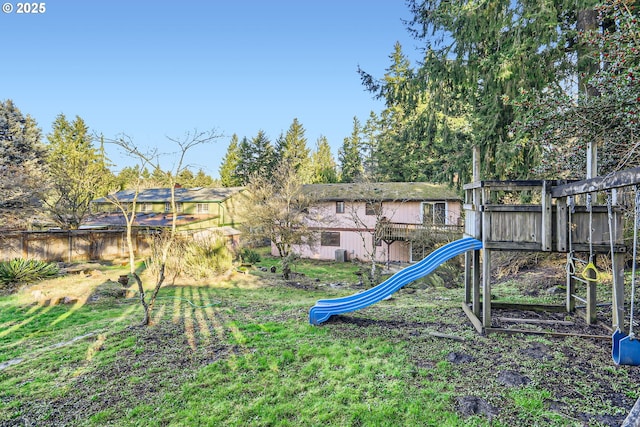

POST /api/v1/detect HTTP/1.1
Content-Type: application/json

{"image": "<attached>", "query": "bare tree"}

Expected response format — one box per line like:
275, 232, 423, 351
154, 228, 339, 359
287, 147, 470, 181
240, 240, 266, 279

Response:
346, 180, 403, 287
103, 129, 221, 326
241, 162, 319, 272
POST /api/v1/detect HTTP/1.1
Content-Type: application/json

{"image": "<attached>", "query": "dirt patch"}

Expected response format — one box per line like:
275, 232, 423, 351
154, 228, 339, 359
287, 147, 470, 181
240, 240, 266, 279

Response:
7, 322, 237, 426
322, 284, 639, 425
456, 396, 499, 419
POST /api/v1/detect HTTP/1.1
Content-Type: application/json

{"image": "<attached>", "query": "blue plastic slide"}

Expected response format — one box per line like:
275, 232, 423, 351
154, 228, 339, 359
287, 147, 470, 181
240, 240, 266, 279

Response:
309, 237, 483, 325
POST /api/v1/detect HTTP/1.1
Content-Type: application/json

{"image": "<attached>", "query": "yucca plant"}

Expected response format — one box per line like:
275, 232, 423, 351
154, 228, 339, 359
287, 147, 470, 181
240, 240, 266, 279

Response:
0, 258, 59, 288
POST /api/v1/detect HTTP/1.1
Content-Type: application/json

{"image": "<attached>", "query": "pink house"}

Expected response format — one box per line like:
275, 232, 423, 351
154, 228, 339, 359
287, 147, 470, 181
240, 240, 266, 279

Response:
279, 182, 463, 263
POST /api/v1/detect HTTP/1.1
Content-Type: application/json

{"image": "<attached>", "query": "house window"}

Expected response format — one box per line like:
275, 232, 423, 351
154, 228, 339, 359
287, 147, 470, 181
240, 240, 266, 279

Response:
142, 203, 153, 213
196, 203, 209, 213
164, 202, 184, 213
321, 232, 340, 247
365, 202, 382, 216
336, 201, 345, 214
423, 202, 446, 225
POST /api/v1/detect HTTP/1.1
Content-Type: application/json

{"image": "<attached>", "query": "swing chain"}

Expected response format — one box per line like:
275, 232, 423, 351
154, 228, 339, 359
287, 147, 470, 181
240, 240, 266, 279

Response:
635, 187, 640, 230
587, 193, 594, 262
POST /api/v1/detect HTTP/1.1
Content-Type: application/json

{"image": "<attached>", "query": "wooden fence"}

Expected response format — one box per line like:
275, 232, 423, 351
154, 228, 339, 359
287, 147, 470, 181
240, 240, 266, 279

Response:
0, 229, 153, 263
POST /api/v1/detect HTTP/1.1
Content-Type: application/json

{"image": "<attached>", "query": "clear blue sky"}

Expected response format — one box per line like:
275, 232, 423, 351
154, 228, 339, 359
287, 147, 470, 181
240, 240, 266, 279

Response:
2, 0, 421, 178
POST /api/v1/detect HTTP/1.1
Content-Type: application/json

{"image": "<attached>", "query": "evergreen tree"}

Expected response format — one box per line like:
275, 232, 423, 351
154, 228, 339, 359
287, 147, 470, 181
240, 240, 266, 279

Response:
361, 111, 380, 179
45, 114, 114, 228
116, 165, 142, 190
339, 117, 365, 183
236, 131, 276, 184
176, 168, 195, 187
277, 118, 312, 183
515, 0, 640, 178
361, 43, 446, 183
310, 136, 338, 183
219, 134, 242, 187
361, 1, 593, 181
193, 168, 216, 187
0, 99, 46, 227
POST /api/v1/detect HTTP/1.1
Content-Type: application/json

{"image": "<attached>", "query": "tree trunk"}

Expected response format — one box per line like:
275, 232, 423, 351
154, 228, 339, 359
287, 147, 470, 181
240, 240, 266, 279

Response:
577, 9, 600, 96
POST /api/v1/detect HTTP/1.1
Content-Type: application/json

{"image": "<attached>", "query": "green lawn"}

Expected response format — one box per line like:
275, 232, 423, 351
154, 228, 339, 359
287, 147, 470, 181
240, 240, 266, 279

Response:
0, 257, 638, 426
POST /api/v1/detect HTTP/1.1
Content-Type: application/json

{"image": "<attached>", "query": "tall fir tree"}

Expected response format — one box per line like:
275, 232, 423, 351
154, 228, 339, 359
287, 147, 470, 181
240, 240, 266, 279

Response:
361, 111, 380, 179
361, 43, 444, 183
0, 99, 46, 227
360, 1, 596, 182
219, 134, 242, 187
277, 118, 312, 183
236, 130, 276, 184
45, 114, 114, 229
310, 136, 338, 183
338, 117, 365, 183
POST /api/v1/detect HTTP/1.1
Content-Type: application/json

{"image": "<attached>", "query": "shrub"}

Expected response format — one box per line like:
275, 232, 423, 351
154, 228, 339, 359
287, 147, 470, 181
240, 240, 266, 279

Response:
0, 258, 59, 289
184, 235, 233, 278
145, 232, 234, 281
240, 248, 261, 264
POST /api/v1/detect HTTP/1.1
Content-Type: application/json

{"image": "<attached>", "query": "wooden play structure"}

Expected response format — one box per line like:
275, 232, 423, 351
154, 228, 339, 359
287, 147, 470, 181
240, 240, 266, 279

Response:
461, 145, 640, 365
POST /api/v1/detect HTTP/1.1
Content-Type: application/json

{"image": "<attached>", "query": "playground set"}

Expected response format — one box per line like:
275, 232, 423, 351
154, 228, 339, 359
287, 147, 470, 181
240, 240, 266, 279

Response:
310, 144, 640, 367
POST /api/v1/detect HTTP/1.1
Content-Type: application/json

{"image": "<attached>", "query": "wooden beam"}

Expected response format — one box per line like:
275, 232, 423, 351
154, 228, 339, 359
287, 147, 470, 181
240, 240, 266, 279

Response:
497, 317, 575, 326
464, 252, 471, 304
482, 250, 492, 328
472, 250, 481, 317
551, 167, 640, 197
485, 327, 611, 340
490, 302, 567, 312
481, 205, 542, 212
462, 302, 484, 334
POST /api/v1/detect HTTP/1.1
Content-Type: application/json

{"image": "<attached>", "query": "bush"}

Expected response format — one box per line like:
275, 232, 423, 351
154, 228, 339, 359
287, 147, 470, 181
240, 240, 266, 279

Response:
145, 232, 235, 281
184, 236, 233, 278
240, 248, 261, 264
0, 258, 59, 289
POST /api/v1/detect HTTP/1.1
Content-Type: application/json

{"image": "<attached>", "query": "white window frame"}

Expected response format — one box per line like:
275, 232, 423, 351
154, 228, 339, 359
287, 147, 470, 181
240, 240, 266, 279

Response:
196, 203, 209, 214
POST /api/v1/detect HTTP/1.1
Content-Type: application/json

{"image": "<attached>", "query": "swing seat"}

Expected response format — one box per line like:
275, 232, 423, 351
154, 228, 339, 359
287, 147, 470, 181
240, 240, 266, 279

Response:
612, 330, 640, 366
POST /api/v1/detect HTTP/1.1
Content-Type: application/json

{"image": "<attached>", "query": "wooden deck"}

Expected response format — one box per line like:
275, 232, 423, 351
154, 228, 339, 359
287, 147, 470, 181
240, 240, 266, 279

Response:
376, 222, 463, 242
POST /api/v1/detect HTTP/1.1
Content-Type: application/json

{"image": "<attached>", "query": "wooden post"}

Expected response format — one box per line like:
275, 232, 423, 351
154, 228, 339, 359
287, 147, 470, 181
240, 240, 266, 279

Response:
21, 232, 28, 259
482, 249, 492, 328
586, 141, 598, 180
541, 181, 552, 251
472, 146, 480, 182
464, 252, 471, 304
556, 197, 568, 253
473, 249, 481, 317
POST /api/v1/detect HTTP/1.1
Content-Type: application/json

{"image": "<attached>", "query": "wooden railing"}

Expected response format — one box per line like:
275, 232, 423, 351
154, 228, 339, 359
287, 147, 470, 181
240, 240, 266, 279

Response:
376, 222, 463, 242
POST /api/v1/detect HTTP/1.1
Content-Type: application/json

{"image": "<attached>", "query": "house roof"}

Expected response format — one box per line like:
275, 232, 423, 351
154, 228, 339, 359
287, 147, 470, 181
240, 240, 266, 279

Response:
82, 212, 219, 228
92, 187, 245, 204
302, 182, 461, 201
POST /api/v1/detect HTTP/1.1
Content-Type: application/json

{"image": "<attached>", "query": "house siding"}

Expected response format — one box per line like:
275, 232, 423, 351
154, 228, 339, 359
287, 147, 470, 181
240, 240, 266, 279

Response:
274, 196, 462, 263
